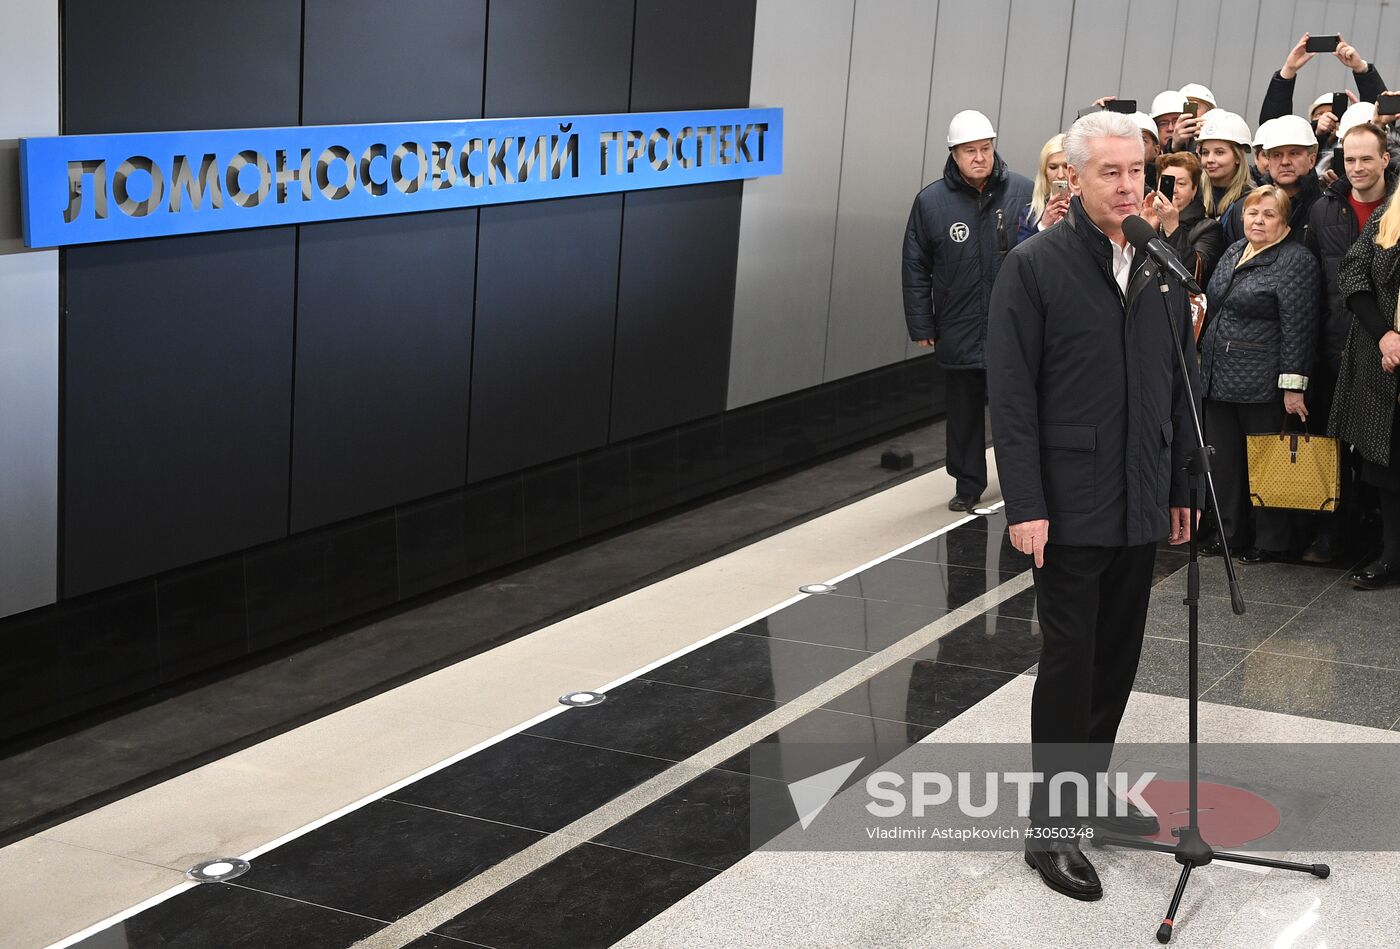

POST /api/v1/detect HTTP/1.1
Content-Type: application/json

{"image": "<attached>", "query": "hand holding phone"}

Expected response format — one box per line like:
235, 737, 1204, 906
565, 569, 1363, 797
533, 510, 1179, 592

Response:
1377, 92, 1400, 120
1306, 33, 1340, 53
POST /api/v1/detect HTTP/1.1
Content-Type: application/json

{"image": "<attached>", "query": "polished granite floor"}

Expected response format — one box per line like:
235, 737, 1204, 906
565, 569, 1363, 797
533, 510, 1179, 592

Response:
57, 511, 1400, 949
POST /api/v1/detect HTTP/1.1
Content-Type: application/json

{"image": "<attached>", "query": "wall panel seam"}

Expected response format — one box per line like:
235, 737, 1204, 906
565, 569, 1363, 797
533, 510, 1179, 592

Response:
918, 0, 942, 188
286, 0, 308, 536
1166, 0, 1180, 86
820, 0, 860, 381
1238, 0, 1264, 121
1056, 0, 1077, 134
995, 1, 1014, 131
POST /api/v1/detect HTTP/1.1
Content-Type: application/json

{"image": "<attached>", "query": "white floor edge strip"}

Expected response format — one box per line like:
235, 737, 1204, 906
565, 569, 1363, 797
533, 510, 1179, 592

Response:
42, 499, 1002, 948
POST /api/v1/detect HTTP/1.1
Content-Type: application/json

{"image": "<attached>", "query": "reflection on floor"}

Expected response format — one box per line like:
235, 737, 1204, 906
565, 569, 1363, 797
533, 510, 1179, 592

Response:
46, 510, 1400, 948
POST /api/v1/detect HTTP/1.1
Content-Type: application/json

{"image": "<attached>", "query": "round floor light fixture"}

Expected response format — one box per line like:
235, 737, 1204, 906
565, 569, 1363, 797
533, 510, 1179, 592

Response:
799, 583, 836, 595
186, 858, 250, 883
559, 690, 607, 707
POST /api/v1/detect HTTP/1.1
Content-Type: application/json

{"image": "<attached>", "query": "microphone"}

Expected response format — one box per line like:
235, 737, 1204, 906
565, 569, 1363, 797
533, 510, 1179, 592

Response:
1121, 214, 1203, 295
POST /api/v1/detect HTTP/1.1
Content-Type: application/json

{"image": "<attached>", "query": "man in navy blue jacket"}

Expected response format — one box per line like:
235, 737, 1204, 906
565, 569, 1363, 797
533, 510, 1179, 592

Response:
902, 110, 1032, 511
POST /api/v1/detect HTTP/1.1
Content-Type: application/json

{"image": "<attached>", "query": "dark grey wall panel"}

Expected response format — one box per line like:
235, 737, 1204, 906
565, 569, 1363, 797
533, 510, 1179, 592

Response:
629, 0, 757, 112
62, 0, 300, 134
611, 183, 742, 441
63, 230, 296, 595
292, 0, 485, 530
482, 0, 635, 118
470, 195, 624, 481
302, 0, 487, 125
291, 210, 477, 531
469, 0, 634, 481
609, 0, 753, 441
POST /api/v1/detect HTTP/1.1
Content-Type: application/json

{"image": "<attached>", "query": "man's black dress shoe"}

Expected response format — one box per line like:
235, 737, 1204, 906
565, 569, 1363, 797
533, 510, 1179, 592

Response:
947, 495, 979, 512
1024, 837, 1102, 901
1083, 791, 1160, 837
1198, 539, 1223, 557
1351, 559, 1400, 590
1237, 547, 1284, 565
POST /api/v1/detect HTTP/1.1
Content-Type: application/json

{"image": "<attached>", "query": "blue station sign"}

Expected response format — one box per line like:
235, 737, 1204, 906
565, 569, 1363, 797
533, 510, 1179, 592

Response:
19, 108, 782, 248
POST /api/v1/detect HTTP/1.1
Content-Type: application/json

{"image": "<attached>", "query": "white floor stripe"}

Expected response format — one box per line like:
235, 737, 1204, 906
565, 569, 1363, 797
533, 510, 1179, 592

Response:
43, 501, 1002, 948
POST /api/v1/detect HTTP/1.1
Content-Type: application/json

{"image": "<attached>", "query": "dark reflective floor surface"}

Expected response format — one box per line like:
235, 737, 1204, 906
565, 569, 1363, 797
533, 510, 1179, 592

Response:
68, 513, 1400, 948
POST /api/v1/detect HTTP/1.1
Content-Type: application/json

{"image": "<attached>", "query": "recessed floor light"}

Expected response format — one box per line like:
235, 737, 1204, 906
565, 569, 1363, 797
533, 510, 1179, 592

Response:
799, 583, 836, 595
559, 691, 606, 707
186, 858, 250, 883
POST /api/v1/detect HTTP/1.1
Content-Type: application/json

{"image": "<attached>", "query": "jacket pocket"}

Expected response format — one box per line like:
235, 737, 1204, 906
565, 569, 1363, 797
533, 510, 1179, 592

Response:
1039, 422, 1096, 514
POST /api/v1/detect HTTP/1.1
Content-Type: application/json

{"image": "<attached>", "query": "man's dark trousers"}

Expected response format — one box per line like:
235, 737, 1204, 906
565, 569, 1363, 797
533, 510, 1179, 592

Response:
1029, 542, 1157, 825
944, 367, 988, 500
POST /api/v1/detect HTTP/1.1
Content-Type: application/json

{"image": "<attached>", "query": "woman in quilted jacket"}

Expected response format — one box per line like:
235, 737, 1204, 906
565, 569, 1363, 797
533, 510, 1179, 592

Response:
1331, 190, 1400, 589
1199, 185, 1322, 562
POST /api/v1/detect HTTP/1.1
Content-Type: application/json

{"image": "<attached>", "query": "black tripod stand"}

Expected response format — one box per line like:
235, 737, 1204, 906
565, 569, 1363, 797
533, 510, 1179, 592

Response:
1093, 259, 1330, 944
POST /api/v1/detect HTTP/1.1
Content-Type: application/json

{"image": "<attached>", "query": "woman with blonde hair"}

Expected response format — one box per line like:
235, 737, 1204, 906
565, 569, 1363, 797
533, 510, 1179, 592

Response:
1331, 190, 1400, 588
1197, 111, 1255, 242
1015, 133, 1069, 243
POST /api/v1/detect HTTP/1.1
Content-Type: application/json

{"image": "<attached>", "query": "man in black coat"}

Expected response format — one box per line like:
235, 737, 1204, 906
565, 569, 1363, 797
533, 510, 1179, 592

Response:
1301, 123, 1396, 561
1258, 32, 1387, 130
987, 111, 1197, 901
1223, 116, 1325, 246
903, 109, 1032, 511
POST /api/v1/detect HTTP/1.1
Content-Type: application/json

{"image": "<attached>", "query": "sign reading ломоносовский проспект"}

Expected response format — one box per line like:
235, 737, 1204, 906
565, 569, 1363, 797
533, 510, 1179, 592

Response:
18, 108, 782, 248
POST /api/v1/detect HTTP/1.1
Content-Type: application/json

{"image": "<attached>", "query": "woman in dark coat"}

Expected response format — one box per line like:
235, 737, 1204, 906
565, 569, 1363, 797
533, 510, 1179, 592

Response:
1331, 191, 1400, 588
1199, 185, 1322, 561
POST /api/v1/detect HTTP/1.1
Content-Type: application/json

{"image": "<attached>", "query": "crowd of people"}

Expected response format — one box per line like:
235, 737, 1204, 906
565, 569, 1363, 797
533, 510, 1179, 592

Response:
903, 32, 1400, 592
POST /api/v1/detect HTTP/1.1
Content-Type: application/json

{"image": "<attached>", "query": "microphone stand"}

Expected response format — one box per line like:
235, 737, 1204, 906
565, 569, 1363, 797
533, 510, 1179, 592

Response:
1091, 260, 1329, 944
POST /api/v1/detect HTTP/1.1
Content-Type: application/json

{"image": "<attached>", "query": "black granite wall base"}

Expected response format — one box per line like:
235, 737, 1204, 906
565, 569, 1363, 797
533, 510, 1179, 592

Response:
0, 358, 943, 742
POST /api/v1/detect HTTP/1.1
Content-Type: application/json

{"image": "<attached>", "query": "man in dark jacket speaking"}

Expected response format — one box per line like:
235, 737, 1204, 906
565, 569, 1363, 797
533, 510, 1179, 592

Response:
903, 110, 1032, 511
986, 111, 1197, 901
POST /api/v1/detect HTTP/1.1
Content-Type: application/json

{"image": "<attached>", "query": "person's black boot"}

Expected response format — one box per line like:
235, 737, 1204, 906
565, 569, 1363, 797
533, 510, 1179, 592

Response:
1024, 836, 1103, 901
1351, 559, 1400, 590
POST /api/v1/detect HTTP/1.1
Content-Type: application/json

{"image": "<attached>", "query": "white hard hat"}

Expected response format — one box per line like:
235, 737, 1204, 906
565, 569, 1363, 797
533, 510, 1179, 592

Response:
947, 110, 997, 147
1259, 114, 1318, 150
1198, 109, 1252, 147
1310, 93, 1336, 112
1151, 90, 1183, 118
1179, 83, 1217, 107
1338, 101, 1377, 139
1131, 112, 1159, 141
1252, 119, 1273, 149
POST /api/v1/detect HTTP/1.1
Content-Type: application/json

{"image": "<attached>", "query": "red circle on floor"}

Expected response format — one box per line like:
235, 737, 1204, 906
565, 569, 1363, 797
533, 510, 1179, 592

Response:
1137, 780, 1282, 847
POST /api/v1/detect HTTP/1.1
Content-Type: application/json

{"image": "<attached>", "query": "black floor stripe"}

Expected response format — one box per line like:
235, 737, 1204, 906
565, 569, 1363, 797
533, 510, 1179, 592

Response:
75, 519, 1380, 948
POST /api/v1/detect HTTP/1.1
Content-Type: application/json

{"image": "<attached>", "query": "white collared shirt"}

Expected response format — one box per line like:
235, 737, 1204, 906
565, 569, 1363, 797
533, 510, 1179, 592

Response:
1109, 238, 1134, 297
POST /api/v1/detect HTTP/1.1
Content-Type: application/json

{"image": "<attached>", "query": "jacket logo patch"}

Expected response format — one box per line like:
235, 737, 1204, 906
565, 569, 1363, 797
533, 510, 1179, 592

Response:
949, 222, 970, 243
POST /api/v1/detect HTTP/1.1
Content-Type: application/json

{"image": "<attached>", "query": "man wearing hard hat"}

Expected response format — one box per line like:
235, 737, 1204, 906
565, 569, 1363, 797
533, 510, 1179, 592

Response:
1257, 114, 1325, 239
1149, 90, 1183, 151
902, 110, 1032, 512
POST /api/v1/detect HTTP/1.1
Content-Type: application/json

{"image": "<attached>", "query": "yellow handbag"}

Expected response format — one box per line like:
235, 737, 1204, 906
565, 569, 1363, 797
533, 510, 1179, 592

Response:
1245, 425, 1341, 512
